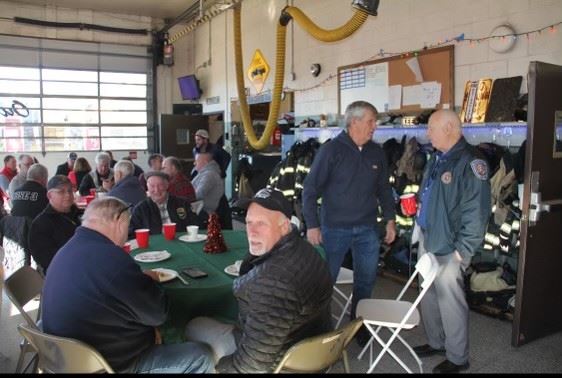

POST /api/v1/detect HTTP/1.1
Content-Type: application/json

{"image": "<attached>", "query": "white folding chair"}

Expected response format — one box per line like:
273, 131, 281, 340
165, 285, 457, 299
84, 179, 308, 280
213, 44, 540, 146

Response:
332, 267, 354, 328
356, 252, 439, 374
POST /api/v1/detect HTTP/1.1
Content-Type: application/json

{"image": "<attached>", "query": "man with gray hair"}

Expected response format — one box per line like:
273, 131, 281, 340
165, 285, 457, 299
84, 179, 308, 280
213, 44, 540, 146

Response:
302, 100, 396, 346
79, 152, 114, 196
108, 160, 146, 207
10, 163, 49, 219
41, 196, 214, 373
8, 154, 34, 206
192, 152, 224, 214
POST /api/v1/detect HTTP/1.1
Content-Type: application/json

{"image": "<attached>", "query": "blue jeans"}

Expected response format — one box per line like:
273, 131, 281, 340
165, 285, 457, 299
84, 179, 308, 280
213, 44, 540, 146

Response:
131, 342, 215, 373
322, 225, 381, 319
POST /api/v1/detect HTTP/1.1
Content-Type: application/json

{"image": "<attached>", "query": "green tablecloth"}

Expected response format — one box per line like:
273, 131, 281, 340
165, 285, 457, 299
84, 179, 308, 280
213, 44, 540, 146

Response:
131, 230, 249, 344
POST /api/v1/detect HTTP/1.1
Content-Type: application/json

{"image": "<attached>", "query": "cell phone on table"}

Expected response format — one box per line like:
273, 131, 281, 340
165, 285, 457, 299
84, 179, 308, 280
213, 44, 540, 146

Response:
181, 267, 208, 279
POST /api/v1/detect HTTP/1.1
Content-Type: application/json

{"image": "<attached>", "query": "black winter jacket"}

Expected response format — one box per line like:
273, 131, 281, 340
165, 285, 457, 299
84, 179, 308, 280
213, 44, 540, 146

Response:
216, 228, 333, 373
128, 194, 203, 238
28, 204, 81, 272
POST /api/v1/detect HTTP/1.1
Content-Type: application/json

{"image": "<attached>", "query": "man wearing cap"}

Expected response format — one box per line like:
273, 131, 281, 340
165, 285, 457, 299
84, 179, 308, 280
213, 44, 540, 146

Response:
129, 171, 202, 238
192, 129, 231, 179
28, 175, 81, 273
184, 188, 333, 373
56, 152, 78, 176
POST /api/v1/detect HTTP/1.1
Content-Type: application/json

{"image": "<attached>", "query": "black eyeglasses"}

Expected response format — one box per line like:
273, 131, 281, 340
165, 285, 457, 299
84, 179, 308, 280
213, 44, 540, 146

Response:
117, 203, 133, 220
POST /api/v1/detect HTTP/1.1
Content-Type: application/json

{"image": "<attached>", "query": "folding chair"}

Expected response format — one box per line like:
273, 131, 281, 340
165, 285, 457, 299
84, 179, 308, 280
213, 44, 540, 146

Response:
274, 317, 363, 373
332, 267, 354, 328
356, 252, 439, 373
17, 323, 114, 373
3, 265, 44, 373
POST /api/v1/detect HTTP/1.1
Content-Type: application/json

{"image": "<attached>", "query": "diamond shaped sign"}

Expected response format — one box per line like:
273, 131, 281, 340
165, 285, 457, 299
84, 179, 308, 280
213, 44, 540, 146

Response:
247, 49, 270, 94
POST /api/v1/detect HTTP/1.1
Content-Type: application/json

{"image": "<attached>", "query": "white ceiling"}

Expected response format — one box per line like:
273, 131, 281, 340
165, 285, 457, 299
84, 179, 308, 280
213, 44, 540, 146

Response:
14, 0, 200, 20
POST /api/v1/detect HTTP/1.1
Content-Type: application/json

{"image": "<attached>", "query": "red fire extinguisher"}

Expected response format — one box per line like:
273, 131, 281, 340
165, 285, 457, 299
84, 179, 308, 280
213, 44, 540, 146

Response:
163, 35, 174, 66
271, 125, 282, 146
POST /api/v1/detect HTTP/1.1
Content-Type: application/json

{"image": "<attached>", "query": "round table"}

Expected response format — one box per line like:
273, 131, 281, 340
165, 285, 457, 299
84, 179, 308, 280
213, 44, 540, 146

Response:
131, 230, 248, 343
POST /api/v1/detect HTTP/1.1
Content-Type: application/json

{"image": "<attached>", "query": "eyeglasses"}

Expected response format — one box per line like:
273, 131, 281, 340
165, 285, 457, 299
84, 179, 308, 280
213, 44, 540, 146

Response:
49, 188, 74, 196
117, 203, 133, 220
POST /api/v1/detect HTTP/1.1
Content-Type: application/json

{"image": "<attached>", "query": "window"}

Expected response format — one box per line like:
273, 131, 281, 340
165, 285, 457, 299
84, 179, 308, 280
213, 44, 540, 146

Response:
0, 36, 151, 153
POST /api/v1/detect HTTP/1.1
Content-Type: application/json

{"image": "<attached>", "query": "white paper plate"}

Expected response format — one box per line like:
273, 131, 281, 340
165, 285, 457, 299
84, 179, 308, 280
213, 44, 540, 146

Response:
224, 261, 243, 277
151, 268, 178, 283
179, 234, 208, 243
134, 250, 171, 263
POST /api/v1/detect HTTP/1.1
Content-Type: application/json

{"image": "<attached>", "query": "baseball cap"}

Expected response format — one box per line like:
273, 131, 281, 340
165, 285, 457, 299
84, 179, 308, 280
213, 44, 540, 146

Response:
237, 188, 292, 219
195, 129, 209, 139
68, 152, 78, 160
47, 175, 72, 190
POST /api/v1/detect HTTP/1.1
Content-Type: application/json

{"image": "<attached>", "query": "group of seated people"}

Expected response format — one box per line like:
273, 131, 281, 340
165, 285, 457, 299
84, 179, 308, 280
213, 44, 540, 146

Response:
0, 148, 228, 275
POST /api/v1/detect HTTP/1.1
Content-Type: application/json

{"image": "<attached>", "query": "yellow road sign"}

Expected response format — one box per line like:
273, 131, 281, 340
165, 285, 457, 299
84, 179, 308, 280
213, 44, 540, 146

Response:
247, 49, 270, 94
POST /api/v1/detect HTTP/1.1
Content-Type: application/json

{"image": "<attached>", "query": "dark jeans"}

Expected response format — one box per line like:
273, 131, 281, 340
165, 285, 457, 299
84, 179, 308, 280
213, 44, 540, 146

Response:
321, 225, 381, 318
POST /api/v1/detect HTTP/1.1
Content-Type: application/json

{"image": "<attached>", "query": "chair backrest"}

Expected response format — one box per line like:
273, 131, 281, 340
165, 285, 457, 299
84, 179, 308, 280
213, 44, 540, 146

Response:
4, 265, 44, 327
17, 323, 114, 373
273, 317, 364, 373
415, 253, 439, 290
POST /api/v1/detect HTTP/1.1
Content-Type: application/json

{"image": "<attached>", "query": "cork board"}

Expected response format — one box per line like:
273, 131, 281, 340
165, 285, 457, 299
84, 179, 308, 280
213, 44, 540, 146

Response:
338, 45, 454, 115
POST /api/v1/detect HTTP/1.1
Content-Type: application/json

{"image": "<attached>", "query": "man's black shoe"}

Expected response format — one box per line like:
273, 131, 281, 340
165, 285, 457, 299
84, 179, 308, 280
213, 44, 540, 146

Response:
432, 359, 470, 374
412, 344, 446, 358
355, 326, 372, 348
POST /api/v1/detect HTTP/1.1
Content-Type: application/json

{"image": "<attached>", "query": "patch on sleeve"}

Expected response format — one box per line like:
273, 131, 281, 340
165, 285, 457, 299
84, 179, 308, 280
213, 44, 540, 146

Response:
470, 159, 488, 180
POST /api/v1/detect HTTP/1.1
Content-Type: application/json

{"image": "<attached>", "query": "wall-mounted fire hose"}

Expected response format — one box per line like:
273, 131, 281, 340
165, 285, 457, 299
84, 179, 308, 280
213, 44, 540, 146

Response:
233, 0, 380, 150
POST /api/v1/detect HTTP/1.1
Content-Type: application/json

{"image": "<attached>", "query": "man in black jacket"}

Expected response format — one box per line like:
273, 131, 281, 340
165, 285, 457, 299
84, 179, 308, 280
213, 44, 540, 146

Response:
10, 163, 49, 220
129, 171, 203, 238
28, 175, 81, 273
55, 152, 77, 176
185, 188, 333, 373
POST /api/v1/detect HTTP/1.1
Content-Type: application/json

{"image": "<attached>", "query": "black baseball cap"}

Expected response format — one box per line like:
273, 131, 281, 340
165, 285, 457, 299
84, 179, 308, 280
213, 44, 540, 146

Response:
145, 171, 170, 181
47, 175, 72, 190
237, 188, 292, 219
68, 152, 78, 160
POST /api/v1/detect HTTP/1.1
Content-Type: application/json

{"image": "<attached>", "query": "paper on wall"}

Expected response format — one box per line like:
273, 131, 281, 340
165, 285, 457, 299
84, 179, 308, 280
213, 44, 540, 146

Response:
420, 81, 442, 109
388, 85, 402, 110
403, 85, 422, 106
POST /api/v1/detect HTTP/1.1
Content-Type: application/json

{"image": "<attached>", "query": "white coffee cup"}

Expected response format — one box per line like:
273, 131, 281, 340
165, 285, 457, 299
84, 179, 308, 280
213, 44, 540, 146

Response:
187, 225, 199, 239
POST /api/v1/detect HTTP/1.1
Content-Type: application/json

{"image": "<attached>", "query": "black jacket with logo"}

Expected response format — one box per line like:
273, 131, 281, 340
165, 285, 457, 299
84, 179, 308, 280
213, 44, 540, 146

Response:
10, 180, 48, 220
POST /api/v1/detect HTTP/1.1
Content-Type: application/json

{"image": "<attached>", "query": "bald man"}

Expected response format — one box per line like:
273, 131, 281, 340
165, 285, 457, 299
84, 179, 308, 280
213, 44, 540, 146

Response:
413, 110, 491, 374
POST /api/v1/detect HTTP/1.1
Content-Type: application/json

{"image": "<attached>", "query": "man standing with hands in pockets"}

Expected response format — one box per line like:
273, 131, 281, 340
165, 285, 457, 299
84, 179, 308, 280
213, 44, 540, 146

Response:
412, 109, 491, 374
302, 100, 396, 344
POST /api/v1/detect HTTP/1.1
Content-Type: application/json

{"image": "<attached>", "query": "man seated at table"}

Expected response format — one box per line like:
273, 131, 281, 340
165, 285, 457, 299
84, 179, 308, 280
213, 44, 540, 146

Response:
28, 175, 81, 274
185, 188, 333, 373
129, 171, 203, 237
191, 152, 224, 214
10, 163, 49, 220
108, 160, 146, 207
161, 156, 196, 203
79, 152, 114, 196
41, 196, 214, 373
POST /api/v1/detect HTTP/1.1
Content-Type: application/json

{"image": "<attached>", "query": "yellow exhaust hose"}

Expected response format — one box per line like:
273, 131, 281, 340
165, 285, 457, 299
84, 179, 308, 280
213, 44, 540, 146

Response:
233, 4, 370, 150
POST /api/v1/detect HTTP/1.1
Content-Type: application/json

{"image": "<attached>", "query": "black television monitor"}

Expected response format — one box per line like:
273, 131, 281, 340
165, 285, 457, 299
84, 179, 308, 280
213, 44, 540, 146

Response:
178, 75, 202, 100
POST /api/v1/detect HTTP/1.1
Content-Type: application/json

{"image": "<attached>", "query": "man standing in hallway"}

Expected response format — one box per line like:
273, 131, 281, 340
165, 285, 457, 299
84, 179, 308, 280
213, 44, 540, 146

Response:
302, 100, 396, 342
413, 109, 491, 374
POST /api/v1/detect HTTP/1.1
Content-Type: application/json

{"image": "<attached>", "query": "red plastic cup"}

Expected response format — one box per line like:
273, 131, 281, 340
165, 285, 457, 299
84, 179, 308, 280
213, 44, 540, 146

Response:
85, 195, 95, 205
162, 223, 177, 241
123, 242, 132, 254
135, 229, 150, 249
400, 193, 417, 216
89, 188, 97, 196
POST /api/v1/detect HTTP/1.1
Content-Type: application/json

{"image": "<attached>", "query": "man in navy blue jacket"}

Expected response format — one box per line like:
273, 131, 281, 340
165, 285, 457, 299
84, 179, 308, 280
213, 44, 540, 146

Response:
41, 196, 213, 373
302, 100, 397, 328
108, 160, 146, 207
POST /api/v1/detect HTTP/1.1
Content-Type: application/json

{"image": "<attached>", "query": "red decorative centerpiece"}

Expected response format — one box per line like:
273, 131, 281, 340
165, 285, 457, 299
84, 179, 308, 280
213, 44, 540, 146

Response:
203, 213, 228, 254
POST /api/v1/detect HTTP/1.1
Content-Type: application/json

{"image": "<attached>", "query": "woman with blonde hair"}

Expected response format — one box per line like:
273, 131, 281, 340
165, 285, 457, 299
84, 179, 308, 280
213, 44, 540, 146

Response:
68, 157, 92, 191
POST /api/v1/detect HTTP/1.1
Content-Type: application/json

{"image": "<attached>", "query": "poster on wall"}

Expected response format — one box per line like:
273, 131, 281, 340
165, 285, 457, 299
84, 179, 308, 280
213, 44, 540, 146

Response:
339, 62, 389, 115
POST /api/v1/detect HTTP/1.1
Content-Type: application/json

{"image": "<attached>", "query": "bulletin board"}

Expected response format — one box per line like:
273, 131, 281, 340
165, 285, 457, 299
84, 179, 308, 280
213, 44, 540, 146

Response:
337, 45, 454, 115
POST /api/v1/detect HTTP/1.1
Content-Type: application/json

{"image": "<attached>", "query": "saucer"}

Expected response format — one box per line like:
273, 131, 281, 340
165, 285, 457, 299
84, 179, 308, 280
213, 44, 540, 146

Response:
179, 234, 208, 243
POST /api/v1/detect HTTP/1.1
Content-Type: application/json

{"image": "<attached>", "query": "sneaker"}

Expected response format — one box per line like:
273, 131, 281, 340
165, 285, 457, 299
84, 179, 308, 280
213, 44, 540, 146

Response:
432, 359, 470, 374
412, 344, 446, 357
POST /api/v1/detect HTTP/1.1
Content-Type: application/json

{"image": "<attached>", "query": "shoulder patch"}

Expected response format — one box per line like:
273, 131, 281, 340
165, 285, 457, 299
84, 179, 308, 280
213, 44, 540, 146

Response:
470, 159, 488, 180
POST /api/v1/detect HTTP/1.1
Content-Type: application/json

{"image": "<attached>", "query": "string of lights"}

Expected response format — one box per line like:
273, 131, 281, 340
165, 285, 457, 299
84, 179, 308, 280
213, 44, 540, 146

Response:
285, 21, 561, 93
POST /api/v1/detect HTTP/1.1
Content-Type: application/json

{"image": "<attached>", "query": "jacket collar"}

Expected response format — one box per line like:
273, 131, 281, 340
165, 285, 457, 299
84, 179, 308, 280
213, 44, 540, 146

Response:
336, 130, 373, 151
436, 136, 468, 162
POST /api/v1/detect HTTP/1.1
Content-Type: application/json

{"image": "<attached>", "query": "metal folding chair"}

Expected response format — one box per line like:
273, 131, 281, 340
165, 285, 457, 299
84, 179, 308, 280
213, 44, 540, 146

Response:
332, 267, 354, 328
3, 265, 44, 373
274, 317, 364, 373
356, 252, 439, 373
18, 323, 114, 373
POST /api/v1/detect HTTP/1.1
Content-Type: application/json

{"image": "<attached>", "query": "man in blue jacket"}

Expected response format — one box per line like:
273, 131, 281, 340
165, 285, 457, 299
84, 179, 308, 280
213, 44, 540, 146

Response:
302, 101, 397, 333
108, 160, 146, 207
413, 109, 491, 374
41, 196, 214, 373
